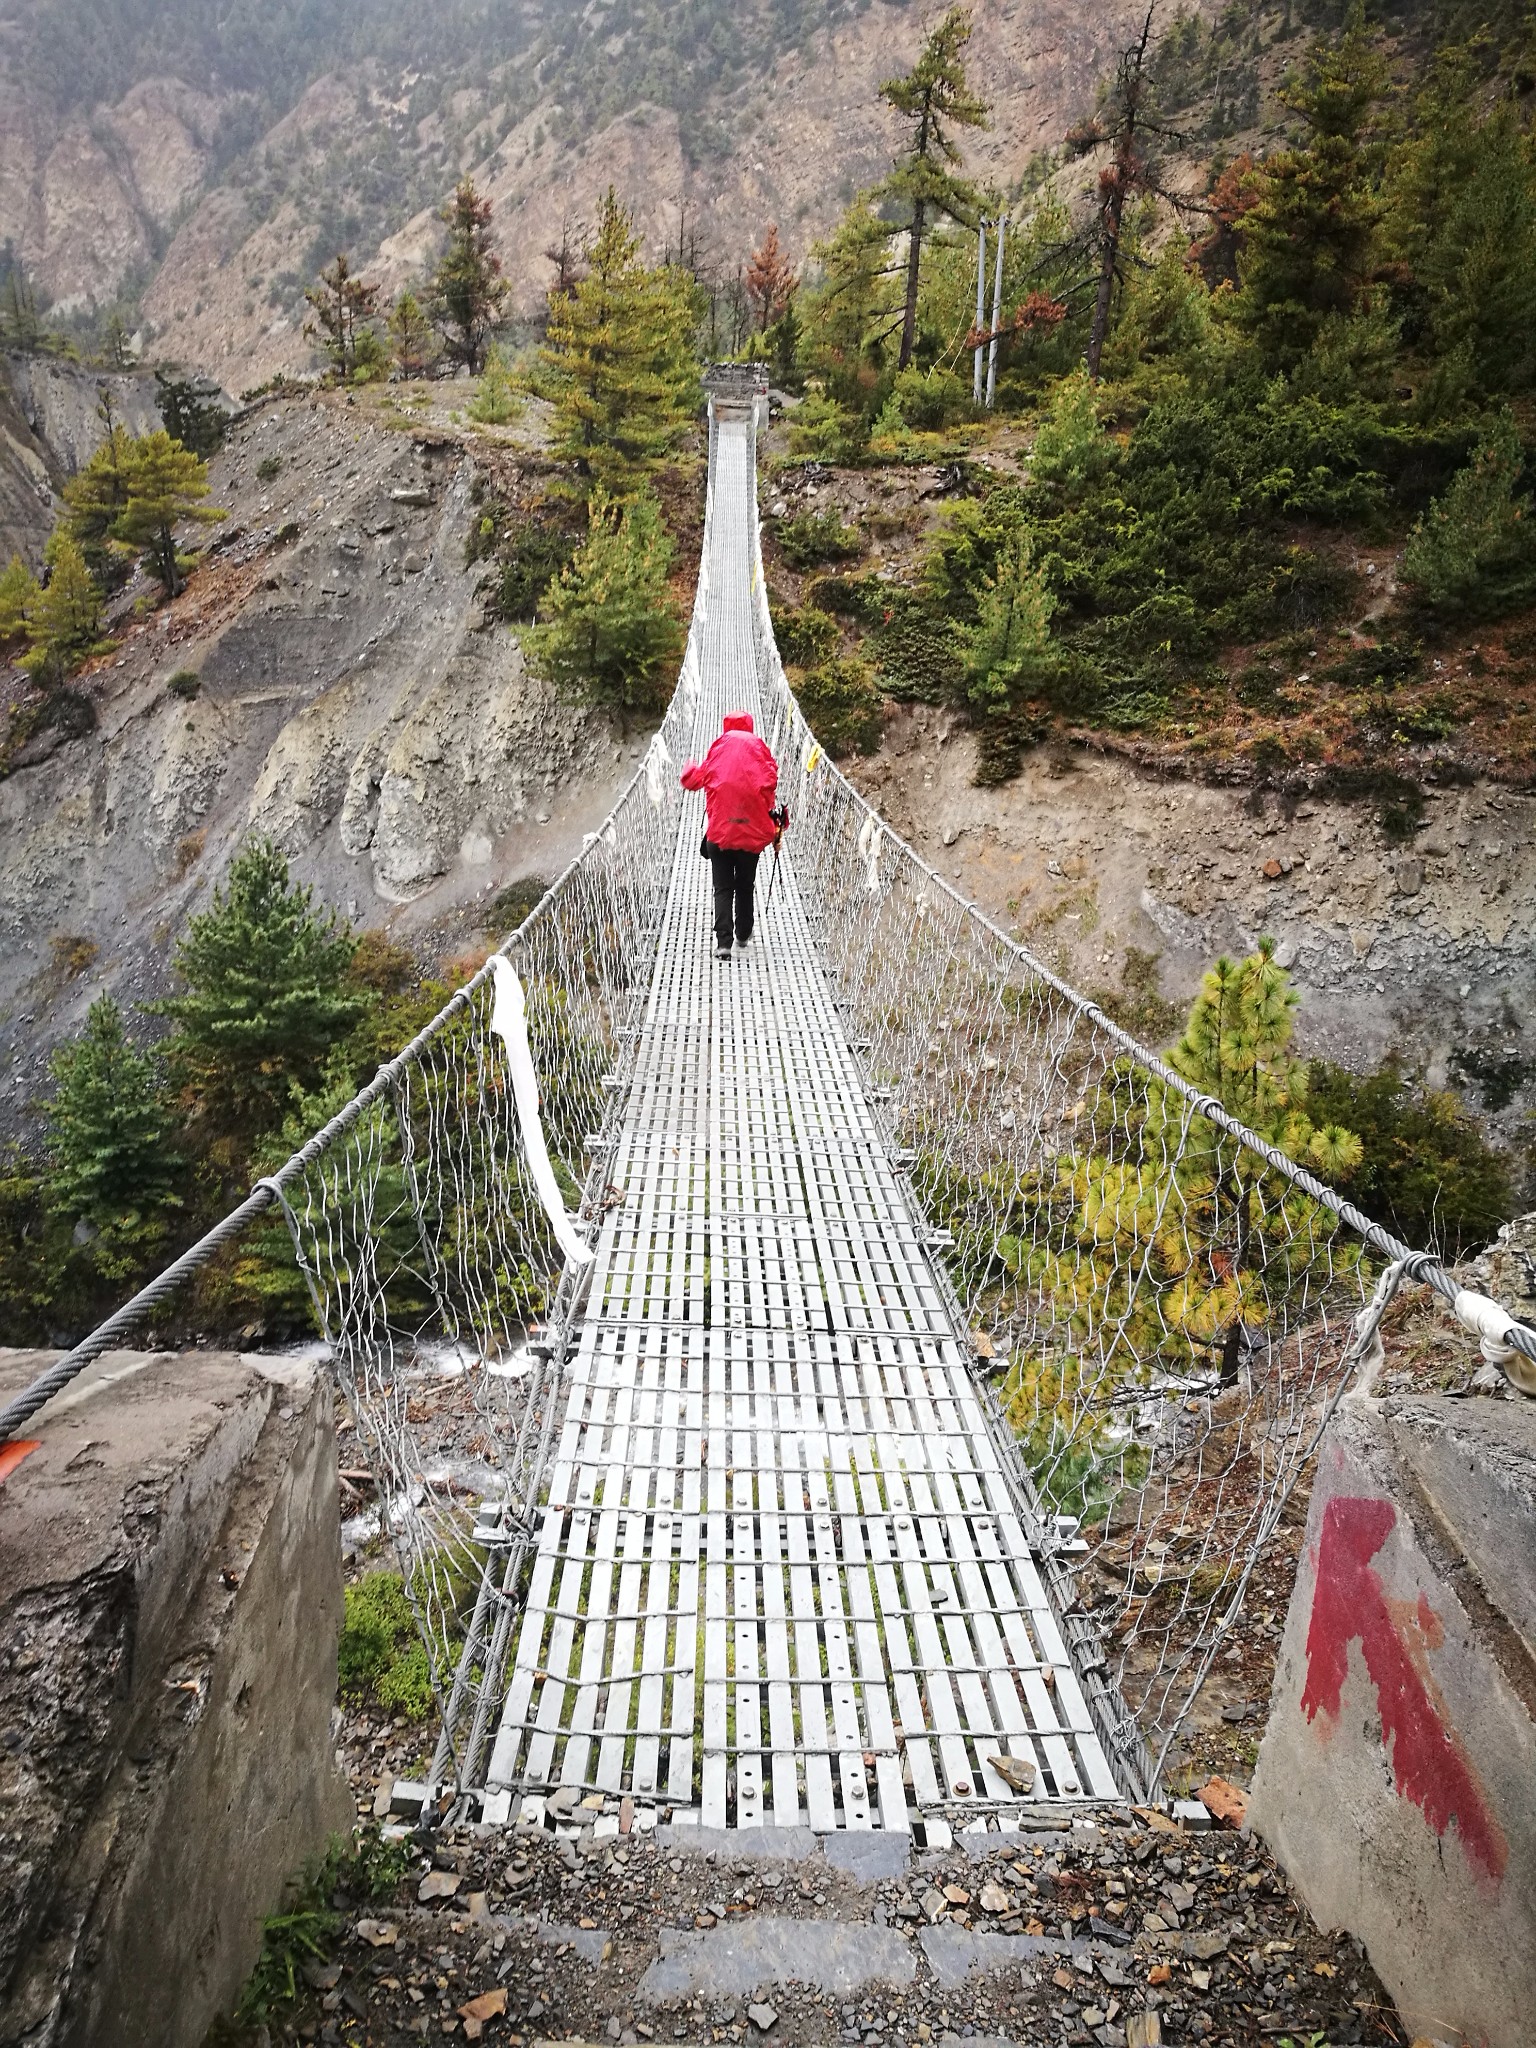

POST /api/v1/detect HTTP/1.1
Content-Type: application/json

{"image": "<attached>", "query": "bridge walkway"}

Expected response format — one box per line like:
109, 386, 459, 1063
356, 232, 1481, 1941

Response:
481, 416, 1118, 1832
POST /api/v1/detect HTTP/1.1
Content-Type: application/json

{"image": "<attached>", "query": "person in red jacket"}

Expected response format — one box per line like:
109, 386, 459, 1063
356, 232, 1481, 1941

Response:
680, 710, 780, 959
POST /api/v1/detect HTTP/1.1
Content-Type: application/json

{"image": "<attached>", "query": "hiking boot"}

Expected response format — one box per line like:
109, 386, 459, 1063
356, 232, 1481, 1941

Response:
736, 933, 752, 950
715, 945, 733, 960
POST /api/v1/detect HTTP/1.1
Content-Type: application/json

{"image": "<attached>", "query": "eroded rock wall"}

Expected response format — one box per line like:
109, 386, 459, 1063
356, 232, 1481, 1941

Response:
0, 393, 640, 1136
0, 1346, 351, 2048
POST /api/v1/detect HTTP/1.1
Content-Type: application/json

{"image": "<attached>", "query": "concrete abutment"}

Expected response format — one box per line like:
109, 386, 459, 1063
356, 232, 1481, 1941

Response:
1250, 1389, 1536, 2048
0, 1346, 350, 2048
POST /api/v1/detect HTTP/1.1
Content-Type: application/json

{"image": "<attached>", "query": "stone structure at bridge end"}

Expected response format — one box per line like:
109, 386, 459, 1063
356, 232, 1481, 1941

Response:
1250, 1385, 1536, 2048
0, 1345, 350, 2048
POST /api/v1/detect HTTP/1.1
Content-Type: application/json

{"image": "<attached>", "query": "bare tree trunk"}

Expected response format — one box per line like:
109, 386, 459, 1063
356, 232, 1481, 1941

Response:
1086, 6, 1154, 383
898, 196, 926, 370
1085, 175, 1128, 381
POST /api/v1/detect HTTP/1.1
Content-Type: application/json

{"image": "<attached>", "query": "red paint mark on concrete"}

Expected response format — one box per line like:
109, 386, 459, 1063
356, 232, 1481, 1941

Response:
1302, 1494, 1507, 1887
0, 1439, 40, 1486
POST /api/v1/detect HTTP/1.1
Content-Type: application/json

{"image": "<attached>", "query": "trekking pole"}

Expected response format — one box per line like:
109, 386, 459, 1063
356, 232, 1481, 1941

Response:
764, 806, 788, 920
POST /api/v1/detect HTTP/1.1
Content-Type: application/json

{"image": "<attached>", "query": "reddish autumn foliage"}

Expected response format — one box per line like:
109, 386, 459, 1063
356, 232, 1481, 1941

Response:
1189, 153, 1264, 289
745, 223, 797, 330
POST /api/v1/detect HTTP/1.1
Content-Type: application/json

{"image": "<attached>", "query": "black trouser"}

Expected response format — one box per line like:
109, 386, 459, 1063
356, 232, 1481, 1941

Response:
708, 845, 760, 949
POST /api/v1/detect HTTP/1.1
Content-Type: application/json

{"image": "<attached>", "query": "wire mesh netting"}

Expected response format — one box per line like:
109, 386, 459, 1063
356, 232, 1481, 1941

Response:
234, 384, 1535, 1814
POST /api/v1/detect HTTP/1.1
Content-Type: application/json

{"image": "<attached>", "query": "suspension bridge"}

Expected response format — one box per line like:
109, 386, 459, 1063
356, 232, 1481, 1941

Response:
4, 368, 1533, 1843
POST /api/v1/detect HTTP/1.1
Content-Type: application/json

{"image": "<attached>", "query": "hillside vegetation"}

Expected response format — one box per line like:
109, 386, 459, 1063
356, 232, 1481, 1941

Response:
1, 0, 1532, 1348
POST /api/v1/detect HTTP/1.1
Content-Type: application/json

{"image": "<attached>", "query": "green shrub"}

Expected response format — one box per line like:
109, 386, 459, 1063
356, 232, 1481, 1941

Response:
479, 514, 580, 624
166, 668, 201, 700
786, 387, 863, 462
773, 506, 863, 569
972, 704, 1048, 785
485, 874, 552, 936
1029, 371, 1116, 497
1319, 638, 1423, 692
793, 655, 884, 757
770, 601, 841, 668
801, 571, 887, 625
868, 596, 962, 702
1402, 412, 1536, 620
256, 454, 283, 483
1306, 1056, 1514, 1255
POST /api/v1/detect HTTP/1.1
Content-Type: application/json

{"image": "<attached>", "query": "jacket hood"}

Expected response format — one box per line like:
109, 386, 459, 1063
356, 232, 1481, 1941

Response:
722, 711, 755, 733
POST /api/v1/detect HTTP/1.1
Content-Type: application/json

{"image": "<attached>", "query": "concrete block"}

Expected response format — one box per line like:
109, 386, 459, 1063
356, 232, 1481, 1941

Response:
0, 1346, 350, 2048
637, 1915, 917, 1999
1249, 1393, 1536, 2048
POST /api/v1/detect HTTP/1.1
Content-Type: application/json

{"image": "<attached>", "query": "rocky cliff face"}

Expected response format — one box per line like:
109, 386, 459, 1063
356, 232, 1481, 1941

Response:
1, 0, 1145, 393
0, 390, 642, 1135
850, 708, 1536, 1128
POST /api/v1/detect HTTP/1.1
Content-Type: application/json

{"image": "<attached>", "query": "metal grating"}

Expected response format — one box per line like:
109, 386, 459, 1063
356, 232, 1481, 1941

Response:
480, 419, 1120, 1830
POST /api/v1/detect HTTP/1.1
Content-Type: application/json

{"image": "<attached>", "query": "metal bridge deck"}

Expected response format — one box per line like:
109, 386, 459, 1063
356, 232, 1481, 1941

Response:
483, 419, 1118, 1830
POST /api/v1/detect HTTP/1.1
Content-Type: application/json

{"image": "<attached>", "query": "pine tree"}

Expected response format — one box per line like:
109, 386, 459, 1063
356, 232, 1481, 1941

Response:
1383, 63, 1536, 398
113, 430, 225, 598
304, 252, 380, 380
875, 7, 989, 370
1001, 944, 1362, 1426
467, 342, 523, 424
21, 534, 107, 685
1401, 412, 1536, 620
798, 201, 902, 400
0, 553, 36, 649
427, 179, 511, 375
100, 312, 133, 370
1081, 8, 1183, 379
543, 212, 589, 297
157, 839, 370, 1142
44, 996, 180, 1278
523, 488, 684, 716
1, 263, 44, 352
540, 188, 700, 500
1234, 6, 1386, 370
961, 528, 1056, 713
387, 288, 436, 376
746, 223, 797, 331
61, 425, 136, 589
154, 367, 229, 457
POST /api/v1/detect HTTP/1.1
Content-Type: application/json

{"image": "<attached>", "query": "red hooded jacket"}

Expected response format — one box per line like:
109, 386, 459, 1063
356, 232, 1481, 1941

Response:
680, 712, 779, 853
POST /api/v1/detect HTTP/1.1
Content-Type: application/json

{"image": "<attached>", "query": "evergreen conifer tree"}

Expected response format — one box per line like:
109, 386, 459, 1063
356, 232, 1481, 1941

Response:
524, 488, 683, 716
1234, 6, 1386, 370
388, 289, 436, 376
154, 368, 230, 456
113, 430, 224, 598
427, 180, 511, 375
157, 840, 370, 1142
1401, 412, 1536, 620
540, 188, 700, 500
1, 264, 44, 352
21, 534, 107, 685
304, 252, 380, 379
1003, 944, 1362, 1416
467, 343, 522, 424
100, 312, 133, 370
798, 202, 903, 399
1383, 62, 1536, 398
961, 528, 1056, 713
0, 553, 36, 648
61, 426, 136, 590
875, 7, 988, 369
44, 996, 180, 1277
